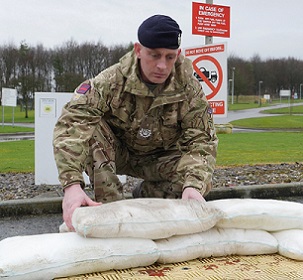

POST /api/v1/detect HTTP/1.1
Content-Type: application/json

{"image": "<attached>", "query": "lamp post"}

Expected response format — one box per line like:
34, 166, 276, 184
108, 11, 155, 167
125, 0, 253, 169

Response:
300, 83, 302, 100
228, 79, 232, 104
259, 81, 263, 106
231, 67, 235, 105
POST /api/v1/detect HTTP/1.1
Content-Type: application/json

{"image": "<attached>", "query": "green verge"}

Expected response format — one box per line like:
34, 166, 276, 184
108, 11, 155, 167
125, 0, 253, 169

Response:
0, 132, 302, 173
231, 115, 303, 129
0, 126, 34, 133
0, 106, 34, 123
217, 132, 303, 166
261, 105, 303, 114
0, 140, 34, 172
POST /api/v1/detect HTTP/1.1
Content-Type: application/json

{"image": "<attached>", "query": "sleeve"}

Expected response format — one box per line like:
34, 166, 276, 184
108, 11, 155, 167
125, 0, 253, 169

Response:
53, 75, 111, 189
176, 80, 218, 196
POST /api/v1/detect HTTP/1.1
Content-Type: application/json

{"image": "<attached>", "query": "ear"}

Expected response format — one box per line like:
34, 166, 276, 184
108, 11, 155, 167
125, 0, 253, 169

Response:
177, 48, 181, 57
134, 43, 142, 59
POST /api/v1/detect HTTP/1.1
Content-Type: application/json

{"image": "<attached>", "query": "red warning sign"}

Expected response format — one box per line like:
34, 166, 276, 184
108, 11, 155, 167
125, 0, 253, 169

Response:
192, 55, 223, 100
192, 2, 230, 38
184, 43, 227, 117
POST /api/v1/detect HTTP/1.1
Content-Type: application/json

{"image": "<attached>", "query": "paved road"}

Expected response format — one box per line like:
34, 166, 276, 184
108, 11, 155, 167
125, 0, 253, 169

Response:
0, 214, 63, 241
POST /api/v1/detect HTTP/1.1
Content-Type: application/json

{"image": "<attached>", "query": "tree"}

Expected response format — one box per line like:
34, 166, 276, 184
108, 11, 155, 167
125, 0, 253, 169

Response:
0, 44, 19, 105
17, 42, 35, 117
228, 55, 254, 102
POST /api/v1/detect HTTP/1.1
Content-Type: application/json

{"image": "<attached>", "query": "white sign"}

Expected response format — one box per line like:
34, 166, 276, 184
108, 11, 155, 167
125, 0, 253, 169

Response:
279, 90, 291, 97
1, 87, 17, 107
183, 43, 228, 118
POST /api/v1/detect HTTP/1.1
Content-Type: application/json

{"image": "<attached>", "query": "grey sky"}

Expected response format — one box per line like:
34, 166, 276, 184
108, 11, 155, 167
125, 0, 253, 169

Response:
1, 0, 303, 60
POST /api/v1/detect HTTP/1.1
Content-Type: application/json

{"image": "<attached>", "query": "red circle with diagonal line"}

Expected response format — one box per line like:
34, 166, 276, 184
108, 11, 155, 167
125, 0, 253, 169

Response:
192, 55, 223, 100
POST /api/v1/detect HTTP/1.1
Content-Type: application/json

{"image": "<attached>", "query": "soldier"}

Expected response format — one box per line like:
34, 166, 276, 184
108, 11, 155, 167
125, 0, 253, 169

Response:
53, 14, 218, 230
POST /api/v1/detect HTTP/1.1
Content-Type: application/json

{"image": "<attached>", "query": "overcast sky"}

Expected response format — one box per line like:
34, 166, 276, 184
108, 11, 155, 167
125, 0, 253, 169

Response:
1, 0, 303, 60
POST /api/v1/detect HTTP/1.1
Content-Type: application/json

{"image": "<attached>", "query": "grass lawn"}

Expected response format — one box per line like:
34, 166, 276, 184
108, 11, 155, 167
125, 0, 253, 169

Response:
0, 140, 34, 172
0, 132, 302, 173
231, 115, 303, 129
216, 132, 303, 166
261, 105, 303, 114
0, 106, 34, 123
0, 126, 34, 133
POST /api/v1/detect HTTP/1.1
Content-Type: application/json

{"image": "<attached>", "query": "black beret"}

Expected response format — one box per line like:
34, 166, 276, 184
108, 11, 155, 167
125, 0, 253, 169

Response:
138, 15, 182, 49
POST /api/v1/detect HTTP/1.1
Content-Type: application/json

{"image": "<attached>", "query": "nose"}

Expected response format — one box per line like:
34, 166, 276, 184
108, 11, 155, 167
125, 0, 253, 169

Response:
156, 58, 167, 71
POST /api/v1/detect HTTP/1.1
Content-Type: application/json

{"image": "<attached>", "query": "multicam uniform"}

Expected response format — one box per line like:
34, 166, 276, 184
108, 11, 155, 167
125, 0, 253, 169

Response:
53, 50, 218, 203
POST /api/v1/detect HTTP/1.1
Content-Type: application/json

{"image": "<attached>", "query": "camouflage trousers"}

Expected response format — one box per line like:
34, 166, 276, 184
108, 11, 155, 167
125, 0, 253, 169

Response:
85, 120, 183, 203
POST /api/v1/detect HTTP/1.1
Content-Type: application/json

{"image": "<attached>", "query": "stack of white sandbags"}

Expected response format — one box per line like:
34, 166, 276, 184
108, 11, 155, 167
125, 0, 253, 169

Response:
0, 198, 302, 280
0, 199, 222, 280
208, 199, 303, 261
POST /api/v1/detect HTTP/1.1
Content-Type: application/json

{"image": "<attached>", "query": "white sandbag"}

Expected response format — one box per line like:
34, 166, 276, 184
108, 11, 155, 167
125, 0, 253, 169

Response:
208, 198, 303, 231
72, 198, 224, 239
0, 232, 159, 280
156, 227, 278, 264
272, 229, 303, 261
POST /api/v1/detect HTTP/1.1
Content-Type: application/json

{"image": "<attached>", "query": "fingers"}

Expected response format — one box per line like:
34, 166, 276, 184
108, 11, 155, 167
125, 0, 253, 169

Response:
63, 197, 101, 231
62, 184, 101, 231
86, 198, 102, 207
182, 187, 205, 202
62, 197, 80, 231
62, 208, 75, 231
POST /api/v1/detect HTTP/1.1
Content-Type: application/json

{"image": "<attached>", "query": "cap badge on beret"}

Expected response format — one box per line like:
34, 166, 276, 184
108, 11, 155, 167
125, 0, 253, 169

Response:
178, 33, 181, 47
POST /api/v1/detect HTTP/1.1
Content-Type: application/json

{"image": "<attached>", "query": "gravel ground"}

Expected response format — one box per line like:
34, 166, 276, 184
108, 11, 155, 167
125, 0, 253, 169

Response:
1, 162, 302, 201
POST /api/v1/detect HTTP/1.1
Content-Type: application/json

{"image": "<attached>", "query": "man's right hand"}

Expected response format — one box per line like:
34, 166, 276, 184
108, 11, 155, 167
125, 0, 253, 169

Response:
62, 184, 101, 231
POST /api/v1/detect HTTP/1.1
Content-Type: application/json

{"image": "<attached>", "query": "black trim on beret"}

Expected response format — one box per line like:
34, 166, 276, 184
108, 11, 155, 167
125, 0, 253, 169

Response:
138, 15, 182, 49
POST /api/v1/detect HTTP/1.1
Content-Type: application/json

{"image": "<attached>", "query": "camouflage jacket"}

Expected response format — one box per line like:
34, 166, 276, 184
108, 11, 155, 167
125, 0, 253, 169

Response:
53, 50, 218, 193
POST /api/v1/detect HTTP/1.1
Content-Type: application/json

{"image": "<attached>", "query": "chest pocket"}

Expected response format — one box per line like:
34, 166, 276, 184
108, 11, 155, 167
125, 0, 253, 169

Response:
110, 93, 134, 125
161, 103, 180, 127
160, 103, 182, 148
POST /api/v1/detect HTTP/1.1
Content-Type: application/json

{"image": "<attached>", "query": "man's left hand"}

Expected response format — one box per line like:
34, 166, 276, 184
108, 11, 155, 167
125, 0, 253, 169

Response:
182, 187, 205, 202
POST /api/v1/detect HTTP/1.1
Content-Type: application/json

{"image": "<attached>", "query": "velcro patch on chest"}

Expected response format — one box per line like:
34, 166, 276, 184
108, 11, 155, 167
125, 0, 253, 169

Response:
77, 83, 91, 94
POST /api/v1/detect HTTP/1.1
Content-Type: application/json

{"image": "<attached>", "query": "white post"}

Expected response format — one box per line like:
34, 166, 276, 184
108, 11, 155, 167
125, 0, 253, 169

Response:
231, 67, 235, 104
259, 81, 263, 106
205, 0, 213, 45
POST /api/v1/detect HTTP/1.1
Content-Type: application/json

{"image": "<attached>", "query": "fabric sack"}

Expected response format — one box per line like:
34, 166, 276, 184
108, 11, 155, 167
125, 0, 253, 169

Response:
0, 232, 159, 280
208, 198, 303, 231
272, 229, 303, 261
72, 198, 224, 239
155, 227, 278, 264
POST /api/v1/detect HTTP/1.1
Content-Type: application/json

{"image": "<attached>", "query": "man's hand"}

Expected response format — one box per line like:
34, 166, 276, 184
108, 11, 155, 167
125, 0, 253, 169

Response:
182, 187, 206, 202
62, 184, 101, 231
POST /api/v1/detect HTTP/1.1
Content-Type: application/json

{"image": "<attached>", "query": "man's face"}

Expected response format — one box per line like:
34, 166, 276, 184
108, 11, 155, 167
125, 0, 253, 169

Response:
134, 43, 181, 84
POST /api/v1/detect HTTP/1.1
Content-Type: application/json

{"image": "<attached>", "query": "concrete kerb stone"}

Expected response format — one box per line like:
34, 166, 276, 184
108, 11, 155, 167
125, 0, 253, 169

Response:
0, 182, 303, 218
0, 197, 62, 218
206, 182, 303, 201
